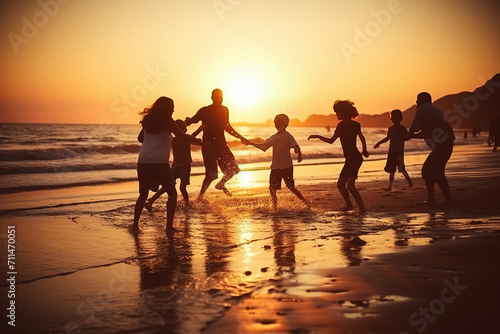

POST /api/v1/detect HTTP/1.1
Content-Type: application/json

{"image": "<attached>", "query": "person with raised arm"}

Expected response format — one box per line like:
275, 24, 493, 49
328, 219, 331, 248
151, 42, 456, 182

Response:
308, 100, 369, 214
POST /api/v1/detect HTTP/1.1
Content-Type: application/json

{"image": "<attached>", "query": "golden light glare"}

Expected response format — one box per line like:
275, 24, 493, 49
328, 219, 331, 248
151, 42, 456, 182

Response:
221, 66, 268, 110
236, 171, 255, 189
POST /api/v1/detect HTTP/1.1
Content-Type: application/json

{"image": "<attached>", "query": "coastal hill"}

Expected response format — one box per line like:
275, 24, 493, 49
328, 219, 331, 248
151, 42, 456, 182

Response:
241, 73, 499, 129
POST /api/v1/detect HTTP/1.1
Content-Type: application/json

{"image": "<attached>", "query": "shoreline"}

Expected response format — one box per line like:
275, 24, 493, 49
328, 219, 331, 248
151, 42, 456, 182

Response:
4, 142, 498, 216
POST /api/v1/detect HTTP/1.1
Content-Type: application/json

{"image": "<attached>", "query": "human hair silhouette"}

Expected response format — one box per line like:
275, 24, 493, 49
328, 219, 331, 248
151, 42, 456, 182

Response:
139, 96, 174, 133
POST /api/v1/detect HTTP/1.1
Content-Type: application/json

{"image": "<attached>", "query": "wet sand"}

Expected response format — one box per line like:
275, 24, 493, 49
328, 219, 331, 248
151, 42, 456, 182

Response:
1, 143, 499, 333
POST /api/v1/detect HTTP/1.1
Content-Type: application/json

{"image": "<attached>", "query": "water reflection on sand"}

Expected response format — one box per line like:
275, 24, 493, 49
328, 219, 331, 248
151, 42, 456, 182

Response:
114, 201, 495, 333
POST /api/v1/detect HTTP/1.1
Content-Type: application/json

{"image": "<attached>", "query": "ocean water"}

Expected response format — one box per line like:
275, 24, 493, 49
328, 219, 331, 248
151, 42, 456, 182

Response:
0, 123, 478, 194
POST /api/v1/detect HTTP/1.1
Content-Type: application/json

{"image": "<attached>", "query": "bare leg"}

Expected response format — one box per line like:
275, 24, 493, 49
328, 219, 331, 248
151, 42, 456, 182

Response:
347, 177, 366, 213
133, 188, 149, 230
146, 187, 166, 212
337, 177, 353, 210
402, 170, 413, 188
215, 174, 233, 196
436, 177, 453, 204
424, 179, 435, 204
179, 181, 189, 205
287, 185, 308, 207
269, 186, 278, 211
165, 182, 177, 231
197, 177, 213, 201
385, 173, 395, 191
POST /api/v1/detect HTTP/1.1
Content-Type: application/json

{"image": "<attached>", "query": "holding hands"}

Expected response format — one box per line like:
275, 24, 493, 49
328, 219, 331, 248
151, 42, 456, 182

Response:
192, 137, 203, 146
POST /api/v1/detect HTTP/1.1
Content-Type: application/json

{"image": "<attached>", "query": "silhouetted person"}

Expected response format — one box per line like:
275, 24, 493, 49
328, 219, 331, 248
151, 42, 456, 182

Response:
490, 117, 500, 152
488, 119, 494, 146
145, 120, 204, 210
472, 126, 477, 137
407, 92, 454, 206
134, 97, 200, 232
308, 100, 369, 214
246, 114, 308, 211
185, 89, 248, 200
374, 109, 413, 191
464, 131, 468, 140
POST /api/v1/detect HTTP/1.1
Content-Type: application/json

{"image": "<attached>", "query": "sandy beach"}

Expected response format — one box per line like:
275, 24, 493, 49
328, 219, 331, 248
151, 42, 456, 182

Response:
1, 142, 499, 334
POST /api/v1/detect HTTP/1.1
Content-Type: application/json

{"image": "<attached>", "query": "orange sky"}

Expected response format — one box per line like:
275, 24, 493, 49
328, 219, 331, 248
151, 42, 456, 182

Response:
1, 0, 499, 124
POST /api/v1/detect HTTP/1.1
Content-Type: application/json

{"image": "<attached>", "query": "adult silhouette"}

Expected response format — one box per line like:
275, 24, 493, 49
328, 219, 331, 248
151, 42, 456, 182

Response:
186, 89, 248, 200
407, 92, 455, 205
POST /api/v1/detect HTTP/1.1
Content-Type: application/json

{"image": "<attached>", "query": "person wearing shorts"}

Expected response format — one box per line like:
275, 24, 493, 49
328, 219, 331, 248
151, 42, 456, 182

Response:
408, 92, 455, 206
137, 163, 174, 193
308, 100, 369, 214
185, 89, 248, 200
421, 140, 453, 183
247, 114, 308, 211
145, 120, 203, 209
133, 97, 200, 232
373, 109, 413, 191
201, 144, 239, 183
269, 167, 295, 191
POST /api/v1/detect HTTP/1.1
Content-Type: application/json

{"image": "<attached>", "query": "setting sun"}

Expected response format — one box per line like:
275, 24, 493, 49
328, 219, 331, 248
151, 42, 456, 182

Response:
0, 1, 499, 125
220, 66, 268, 111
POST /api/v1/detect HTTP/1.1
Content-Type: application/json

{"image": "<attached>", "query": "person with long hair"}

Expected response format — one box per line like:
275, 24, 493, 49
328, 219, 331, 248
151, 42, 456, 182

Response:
133, 96, 200, 232
308, 100, 369, 214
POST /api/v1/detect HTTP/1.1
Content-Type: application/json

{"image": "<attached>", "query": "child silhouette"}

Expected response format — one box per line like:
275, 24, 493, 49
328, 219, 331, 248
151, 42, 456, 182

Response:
373, 109, 413, 191
246, 114, 308, 211
145, 120, 203, 210
308, 100, 369, 214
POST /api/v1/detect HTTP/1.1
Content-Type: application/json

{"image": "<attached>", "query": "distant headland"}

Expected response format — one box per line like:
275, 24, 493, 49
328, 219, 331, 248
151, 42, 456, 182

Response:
234, 73, 500, 129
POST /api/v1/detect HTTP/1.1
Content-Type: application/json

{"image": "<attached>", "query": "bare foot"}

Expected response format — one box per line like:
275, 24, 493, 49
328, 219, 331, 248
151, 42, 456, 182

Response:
196, 196, 208, 204
408, 180, 413, 188
340, 205, 354, 211
215, 182, 232, 196
383, 187, 392, 191
438, 199, 454, 206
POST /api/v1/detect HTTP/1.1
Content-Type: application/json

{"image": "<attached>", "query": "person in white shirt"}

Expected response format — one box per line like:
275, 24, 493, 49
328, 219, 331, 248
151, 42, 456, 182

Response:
246, 114, 308, 211
134, 96, 200, 232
